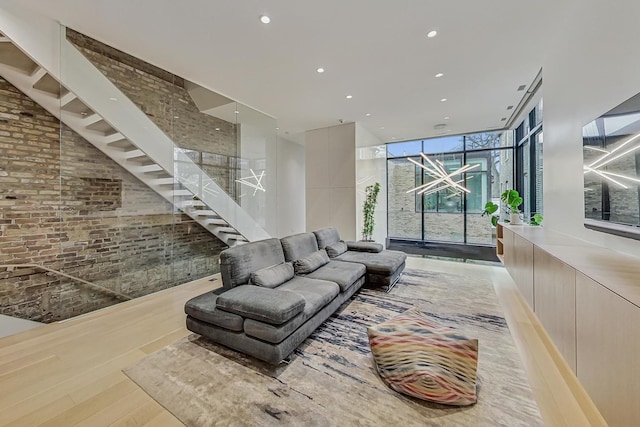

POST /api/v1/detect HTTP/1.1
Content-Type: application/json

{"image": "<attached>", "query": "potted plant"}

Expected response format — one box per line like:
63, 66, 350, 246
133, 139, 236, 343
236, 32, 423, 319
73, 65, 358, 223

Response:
482, 189, 524, 225
529, 213, 544, 226
361, 182, 381, 241
482, 201, 500, 227
501, 189, 523, 225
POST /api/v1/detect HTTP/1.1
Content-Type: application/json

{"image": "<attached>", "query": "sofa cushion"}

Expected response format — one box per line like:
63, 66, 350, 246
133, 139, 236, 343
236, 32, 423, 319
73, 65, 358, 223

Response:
306, 260, 366, 292
244, 276, 340, 343
184, 290, 244, 332
313, 227, 341, 249
325, 240, 348, 258
293, 249, 330, 275
346, 241, 384, 253
250, 262, 294, 289
216, 285, 305, 325
220, 238, 286, 290
281, 232, 319, 261
336, 250, 407, 275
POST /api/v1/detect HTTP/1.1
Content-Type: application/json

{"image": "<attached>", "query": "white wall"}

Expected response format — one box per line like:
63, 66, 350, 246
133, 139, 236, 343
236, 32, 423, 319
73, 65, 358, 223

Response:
305, 123, 356, 240
276, 137, 306, 237
543, 0, 640, 256
355, 124, 387, 246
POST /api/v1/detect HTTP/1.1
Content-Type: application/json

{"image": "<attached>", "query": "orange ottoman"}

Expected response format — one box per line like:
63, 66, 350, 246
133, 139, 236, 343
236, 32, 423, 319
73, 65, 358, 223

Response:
367, 308, 479, 406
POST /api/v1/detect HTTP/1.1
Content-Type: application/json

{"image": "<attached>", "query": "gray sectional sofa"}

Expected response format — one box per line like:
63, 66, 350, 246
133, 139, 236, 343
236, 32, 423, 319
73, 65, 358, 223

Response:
185, 229, 406, 364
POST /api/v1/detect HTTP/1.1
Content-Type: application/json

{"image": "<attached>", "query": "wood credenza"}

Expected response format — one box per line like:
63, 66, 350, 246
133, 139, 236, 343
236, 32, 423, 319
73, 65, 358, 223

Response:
497, 223, 640, 427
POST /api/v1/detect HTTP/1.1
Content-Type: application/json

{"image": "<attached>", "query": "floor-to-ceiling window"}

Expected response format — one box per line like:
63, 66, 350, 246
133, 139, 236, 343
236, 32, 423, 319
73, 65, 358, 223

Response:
515, 99, 543, 220
387, 131, 514, 248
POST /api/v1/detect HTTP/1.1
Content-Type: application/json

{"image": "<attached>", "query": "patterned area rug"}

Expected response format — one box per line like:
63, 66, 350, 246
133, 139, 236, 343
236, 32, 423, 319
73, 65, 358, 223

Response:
123, 269, 542, 426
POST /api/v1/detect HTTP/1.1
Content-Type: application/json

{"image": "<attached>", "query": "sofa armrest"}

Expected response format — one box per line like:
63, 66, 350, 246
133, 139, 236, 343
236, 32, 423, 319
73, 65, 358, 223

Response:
216, 285, 305, 325
346, 241, 384, 253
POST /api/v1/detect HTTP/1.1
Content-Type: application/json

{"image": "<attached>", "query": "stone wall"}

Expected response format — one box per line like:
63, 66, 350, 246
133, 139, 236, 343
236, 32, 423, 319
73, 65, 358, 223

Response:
0, 66, 225, 322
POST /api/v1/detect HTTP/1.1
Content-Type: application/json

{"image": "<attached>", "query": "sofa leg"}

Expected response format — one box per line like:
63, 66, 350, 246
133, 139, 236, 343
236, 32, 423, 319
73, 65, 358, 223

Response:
383, 272, 403, 293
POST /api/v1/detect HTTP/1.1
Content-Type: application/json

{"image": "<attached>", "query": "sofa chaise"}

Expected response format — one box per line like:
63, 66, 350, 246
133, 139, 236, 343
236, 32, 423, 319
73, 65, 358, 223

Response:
313, 227, 406, 291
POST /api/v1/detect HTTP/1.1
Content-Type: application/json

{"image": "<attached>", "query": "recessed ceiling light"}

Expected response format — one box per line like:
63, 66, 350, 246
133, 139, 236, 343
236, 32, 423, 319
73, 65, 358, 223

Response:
174, 116, 179, 119
234, 110, 239, 114
435, 73, 444, 78
427, 30, 438, 38
379, 126, 385, 130
446, 130, 452, 133
444, 116, 450, 120
391, 137, 396, 140
109, 97, 117, 101
215, 128, 220, 131
275, 127, 279, 130
440, 98, 447, 102
259, 15, 270, 24
365, 113, 371, 117
346, 95, 353, 99
316, 67, 325, 73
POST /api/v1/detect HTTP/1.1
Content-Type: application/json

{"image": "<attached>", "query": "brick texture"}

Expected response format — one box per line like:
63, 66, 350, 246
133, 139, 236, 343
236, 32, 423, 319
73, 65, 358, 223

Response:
67, 29, 240, 196
0, 37, 232, 322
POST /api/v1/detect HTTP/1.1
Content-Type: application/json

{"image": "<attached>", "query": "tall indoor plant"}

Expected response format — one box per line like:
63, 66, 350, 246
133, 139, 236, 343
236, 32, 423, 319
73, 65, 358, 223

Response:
362, 182, 381, 241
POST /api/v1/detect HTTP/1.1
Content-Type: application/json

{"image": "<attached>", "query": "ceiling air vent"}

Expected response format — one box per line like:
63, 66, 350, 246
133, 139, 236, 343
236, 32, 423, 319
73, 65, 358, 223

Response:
434, 123, 447, 130
517, 85, 527, 91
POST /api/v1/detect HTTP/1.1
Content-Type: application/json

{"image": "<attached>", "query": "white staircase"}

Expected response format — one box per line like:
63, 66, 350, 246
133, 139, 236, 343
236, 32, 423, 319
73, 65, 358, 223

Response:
0, 22, 270, 246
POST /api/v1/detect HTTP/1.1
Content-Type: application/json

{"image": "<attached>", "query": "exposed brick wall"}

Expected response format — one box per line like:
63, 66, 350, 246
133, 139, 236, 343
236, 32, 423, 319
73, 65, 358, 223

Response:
0, 73, 226, 323
67, 29, 239, 195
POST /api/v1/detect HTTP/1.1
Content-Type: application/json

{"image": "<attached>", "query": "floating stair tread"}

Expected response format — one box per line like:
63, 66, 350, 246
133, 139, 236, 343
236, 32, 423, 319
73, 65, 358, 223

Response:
107, 139, 137, 151
61, 97, 93, 116
217, 227, 240, 234
86, 119, 118, 136
205, 219, 228, 226
0, 43, 39, 75
126, 155, 156, 166
32, 72, 61, 96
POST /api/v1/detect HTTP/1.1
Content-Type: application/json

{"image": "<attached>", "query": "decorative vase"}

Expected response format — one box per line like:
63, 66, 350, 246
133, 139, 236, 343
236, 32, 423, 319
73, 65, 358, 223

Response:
510, 213, 522, 225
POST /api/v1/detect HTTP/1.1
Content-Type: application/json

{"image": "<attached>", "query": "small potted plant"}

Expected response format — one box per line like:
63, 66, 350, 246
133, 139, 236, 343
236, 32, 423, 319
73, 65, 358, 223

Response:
482, 189, 524, 225
529, 213, 544, 226
482, 201, 500, 227
501, 189, 523, 225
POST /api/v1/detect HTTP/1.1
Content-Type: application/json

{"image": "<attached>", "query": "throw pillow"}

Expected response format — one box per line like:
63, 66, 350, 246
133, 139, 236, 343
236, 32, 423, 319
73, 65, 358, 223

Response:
346, 241, 383, 253
325, 240, 348, 258
250, 262, 294, 288
367, 307, 479, 406
293, 249, 330, 274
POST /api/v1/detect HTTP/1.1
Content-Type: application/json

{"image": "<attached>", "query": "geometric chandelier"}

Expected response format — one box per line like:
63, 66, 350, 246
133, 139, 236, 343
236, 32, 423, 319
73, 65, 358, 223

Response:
406, 152, 479, 196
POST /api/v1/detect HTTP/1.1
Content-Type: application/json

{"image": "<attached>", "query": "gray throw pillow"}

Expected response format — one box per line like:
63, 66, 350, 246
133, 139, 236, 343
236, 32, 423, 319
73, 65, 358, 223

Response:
325, 240, 348, 258
293, 249, 330, 274
250, 262, 294, 288
346, 241, 384, 253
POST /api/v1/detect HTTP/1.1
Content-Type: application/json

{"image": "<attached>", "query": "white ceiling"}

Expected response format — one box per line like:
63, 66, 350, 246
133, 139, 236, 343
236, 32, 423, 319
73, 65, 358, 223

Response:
18, 0, 549, 143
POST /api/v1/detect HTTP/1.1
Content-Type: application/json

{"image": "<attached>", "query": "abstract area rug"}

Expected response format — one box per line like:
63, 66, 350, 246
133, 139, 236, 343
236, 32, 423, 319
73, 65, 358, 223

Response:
123, 269, 542, 426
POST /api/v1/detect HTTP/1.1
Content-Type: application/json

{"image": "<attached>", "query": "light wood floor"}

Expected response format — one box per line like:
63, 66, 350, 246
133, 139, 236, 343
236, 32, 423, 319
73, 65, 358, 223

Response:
0, 258, 605, 426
